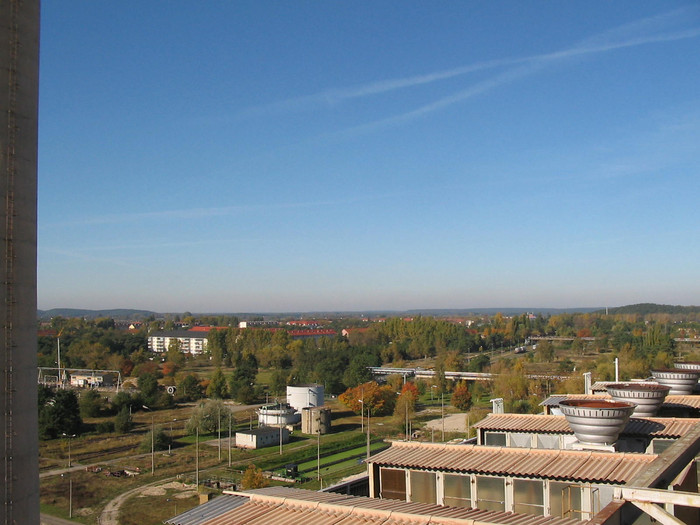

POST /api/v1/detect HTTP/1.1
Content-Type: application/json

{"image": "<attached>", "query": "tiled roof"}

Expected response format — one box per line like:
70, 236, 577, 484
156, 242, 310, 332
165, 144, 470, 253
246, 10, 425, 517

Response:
368, 441, 656, 483
541, 394, 700, 409
473, 413, 699, 437
167, 487, 586, 525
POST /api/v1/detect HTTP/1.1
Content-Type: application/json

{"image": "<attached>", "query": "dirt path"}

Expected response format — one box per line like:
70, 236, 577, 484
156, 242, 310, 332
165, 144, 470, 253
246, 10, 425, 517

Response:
98, 476, 178, 525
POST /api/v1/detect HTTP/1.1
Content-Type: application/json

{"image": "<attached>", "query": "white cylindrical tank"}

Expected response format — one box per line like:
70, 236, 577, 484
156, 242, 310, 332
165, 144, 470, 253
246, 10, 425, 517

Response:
287, 384, 324, 412
257, 403, 300, 427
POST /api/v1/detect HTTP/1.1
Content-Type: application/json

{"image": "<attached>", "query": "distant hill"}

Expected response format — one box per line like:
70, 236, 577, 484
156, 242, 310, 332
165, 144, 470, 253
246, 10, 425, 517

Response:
37, 306, 607, 321
595, 303, 700, 315
37, 308, 158, 320
403, 307, 602, 316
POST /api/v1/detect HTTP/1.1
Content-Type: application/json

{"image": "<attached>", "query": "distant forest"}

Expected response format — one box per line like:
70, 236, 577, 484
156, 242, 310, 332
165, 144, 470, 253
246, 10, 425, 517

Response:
596, 304, 700, 315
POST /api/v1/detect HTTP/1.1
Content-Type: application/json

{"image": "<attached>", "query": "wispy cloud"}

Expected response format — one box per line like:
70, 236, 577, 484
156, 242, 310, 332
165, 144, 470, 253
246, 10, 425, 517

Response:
244, 7, 699, 133
333, 12, 700, 136
42, 189, 415, 227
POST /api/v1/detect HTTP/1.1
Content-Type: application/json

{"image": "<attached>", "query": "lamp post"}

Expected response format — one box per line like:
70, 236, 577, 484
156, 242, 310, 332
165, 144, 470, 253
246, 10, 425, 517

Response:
366, 405, 371, 463
360, 387, 364, 432
61, 474, 72, 518
316, 413, 321, 482
441, 392, 445, 442
62, 433, 75, 468
195, 426, 199, 487
228, 413, 232, 468
218, 406, 222, 462
143, 405, 155, 475
169, 419, 176, 456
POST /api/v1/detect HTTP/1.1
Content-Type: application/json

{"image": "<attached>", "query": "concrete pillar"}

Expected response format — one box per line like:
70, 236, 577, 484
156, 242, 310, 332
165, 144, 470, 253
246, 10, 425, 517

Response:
1, 1, 40, 523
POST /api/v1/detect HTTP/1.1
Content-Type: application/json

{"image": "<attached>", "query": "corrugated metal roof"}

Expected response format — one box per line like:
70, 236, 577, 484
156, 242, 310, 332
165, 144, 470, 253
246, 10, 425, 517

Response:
164, 494, 249, 525
199, 487, 587, 525
541, 394, 700, 409
368, 441, 657, 483
473, 413, 699, 437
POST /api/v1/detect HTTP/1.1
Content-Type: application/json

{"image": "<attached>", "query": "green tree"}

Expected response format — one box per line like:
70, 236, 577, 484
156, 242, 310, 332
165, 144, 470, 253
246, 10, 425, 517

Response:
207, 368, 228, 399
343, 352, 377, 388
114, 406, 133, 433
139, 426, 170, 452
185, 400, 231, 435
79, 389, 104, 418
177, 374, 204, 401
166, 338, 185, 365
138, 372, 160, 406
38, 388, 83, 439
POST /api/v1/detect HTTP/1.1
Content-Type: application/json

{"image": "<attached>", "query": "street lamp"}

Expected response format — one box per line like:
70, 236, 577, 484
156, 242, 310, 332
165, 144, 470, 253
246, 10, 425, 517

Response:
62, 433, 75, 468
360, 386, 364, 432
143, 405, 155, 475
195, 425, 199, 488
228, 412, 232, 468
169, 419, 176, 456
359, 399, 370, 463
61, 473, 72, 518
441, 392, 445, 442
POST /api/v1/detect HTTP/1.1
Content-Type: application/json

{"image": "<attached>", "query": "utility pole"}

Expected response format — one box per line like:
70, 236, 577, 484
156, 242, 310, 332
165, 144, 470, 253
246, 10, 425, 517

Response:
228, 414, 232, 467
441, 392, 445, 442
195, 426, 199, 487
317, 414, 321, 481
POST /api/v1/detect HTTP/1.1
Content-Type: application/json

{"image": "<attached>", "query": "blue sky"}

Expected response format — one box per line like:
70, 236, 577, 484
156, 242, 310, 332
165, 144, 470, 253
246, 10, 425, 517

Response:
38, 2, 700, 313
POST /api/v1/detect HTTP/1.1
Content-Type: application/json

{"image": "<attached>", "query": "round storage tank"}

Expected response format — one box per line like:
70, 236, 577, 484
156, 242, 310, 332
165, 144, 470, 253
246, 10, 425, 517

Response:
258, 403, 300, 427
287, 384, 324, 412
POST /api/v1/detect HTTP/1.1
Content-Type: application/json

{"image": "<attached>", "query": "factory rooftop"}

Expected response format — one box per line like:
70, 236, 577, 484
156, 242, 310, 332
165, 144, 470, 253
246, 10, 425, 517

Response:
368, 441, 657, 484
166, 487, 586, 525
540, 394, 700, 414
473, 413, 698, 438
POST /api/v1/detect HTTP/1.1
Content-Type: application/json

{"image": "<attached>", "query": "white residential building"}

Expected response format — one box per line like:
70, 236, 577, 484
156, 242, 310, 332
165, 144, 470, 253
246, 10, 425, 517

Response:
147, 330, 208, 355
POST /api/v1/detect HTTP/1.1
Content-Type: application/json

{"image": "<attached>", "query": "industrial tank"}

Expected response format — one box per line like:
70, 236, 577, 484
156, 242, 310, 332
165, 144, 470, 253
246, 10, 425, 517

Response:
605, 383, 670, 417
286, 384, 324, 412
559, 399, 635, 446
258, 403, 300, 428
651, 369, 700, 395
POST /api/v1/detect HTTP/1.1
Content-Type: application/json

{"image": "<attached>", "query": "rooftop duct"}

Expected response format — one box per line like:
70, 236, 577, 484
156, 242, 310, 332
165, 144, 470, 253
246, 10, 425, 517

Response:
559, 399, 635, 446
605, 383, 670, 417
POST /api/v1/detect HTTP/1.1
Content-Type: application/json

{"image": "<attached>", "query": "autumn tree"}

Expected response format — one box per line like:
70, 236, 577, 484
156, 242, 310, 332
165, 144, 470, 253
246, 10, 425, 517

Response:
393, 381, 418, 434
451, 381, 472, 411
241, 464, 269, 489
534, 340, 555, 363
339, 381, 396, 417
491, 360, 530, 412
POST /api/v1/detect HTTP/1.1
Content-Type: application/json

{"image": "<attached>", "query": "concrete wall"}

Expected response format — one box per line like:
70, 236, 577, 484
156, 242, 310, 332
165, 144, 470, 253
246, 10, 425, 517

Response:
0, 1, 41, 523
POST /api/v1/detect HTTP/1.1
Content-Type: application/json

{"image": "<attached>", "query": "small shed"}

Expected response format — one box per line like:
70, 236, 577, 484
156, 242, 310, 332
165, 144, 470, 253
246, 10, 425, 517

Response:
235, 427, 289, 449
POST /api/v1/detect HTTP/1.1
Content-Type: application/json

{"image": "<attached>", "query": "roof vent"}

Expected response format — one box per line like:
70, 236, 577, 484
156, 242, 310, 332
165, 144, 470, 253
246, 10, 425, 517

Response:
559, 399, 635, 446
605, 383, 670, 417
651, 368, 700, 395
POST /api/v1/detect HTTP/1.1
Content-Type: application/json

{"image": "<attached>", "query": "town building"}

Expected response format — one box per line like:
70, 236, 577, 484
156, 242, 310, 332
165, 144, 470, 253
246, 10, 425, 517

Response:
147, 330, 208, 355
